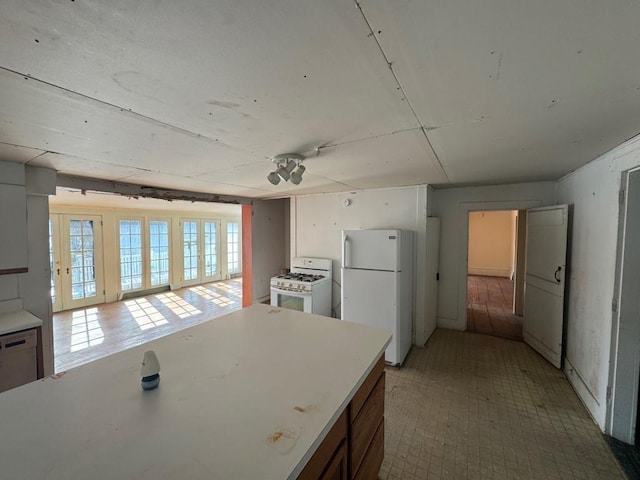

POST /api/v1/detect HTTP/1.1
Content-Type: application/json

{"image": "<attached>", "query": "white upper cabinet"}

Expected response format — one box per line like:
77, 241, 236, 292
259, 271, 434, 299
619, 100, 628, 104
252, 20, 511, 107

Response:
0, 161, 28, 274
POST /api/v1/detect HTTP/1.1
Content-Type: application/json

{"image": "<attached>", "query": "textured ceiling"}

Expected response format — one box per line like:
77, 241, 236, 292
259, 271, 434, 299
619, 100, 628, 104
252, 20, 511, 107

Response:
1, 0, 640, 199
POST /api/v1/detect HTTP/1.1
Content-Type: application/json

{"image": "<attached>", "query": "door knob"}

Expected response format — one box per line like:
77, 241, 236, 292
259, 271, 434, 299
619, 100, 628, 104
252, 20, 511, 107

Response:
554, 266, 562, 282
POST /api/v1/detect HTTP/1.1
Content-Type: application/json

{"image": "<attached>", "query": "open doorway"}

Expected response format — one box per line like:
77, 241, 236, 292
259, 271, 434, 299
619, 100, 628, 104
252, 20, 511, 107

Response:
607, 167, 640, 445
466, 210, 525, 341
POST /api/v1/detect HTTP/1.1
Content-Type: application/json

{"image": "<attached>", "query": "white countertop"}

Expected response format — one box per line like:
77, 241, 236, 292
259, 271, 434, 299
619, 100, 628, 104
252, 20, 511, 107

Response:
0, 309, 42, 335
0, 304, 391, 479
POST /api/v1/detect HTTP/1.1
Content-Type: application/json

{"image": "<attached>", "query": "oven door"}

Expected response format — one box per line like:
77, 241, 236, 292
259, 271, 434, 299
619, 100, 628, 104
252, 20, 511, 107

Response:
270, 286, 313, 313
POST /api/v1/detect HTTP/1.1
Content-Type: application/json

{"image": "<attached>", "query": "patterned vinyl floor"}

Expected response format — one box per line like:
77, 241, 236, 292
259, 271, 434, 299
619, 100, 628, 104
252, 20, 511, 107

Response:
379, 329, 624, 479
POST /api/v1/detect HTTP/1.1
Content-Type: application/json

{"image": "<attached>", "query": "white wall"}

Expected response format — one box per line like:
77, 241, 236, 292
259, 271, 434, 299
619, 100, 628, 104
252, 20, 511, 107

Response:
0, 162, 56, 375
557, 135, 640, 430
290, 185, 429, 343
251, 198, 288, 303
430, 182, 556, 330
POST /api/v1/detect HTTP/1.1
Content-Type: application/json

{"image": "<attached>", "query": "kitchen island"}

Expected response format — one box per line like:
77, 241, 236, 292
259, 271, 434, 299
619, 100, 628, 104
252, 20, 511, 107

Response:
0, 304, 391, 479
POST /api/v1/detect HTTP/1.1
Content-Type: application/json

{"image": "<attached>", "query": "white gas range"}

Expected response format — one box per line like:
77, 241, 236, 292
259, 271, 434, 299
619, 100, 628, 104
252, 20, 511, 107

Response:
270, 257, 332, 317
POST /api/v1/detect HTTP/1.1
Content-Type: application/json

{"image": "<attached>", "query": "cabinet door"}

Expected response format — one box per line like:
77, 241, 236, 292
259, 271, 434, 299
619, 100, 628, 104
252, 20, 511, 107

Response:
351, 373, 385, 475
0, 184, 28, 273
298, 410, 347, 480
321, 441, 347, 480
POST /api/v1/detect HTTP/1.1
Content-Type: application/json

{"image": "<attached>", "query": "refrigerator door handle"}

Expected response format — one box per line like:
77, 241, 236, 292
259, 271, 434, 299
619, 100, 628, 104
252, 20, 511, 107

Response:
343, 234, 349, 268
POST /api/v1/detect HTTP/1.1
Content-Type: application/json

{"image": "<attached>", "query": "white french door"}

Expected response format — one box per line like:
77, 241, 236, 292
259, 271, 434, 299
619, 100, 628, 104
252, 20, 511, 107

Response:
50, 214, 105, 312
181, 219, 221, 286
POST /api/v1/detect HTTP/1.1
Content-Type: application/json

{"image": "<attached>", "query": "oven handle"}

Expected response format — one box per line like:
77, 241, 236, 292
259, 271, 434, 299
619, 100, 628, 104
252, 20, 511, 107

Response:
343, 233, 349, 268
271, 287, 312, 297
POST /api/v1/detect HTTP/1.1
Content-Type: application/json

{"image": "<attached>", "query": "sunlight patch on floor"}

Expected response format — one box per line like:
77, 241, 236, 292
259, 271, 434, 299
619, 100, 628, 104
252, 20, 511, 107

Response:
125, 298, 168, 330
154, 292, 202, 319
210, 280, 242, 297
70, 308, 104, 352
190, 285, 236, 307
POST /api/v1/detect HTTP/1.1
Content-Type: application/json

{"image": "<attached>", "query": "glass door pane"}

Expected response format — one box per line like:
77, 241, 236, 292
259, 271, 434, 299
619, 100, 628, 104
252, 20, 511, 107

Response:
119, 219, 143, 291
69, 220, 97, 300
61, 215, 105, 310
149, 220, 170, 286
227, 222, 240, 274
183, 220, 199, 282
203, 221, 220, 281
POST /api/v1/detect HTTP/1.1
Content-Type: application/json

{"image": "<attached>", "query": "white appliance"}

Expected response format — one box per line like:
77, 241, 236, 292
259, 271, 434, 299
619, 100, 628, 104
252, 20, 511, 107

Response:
270, 257, 332, 316
341, 229, 413, 366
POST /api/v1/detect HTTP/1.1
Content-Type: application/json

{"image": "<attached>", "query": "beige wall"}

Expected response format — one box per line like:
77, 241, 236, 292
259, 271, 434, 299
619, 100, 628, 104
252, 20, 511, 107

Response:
467, 210, 516, 278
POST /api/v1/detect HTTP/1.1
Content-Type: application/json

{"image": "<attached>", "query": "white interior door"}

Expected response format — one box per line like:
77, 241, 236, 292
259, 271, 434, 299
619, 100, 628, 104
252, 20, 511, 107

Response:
523, 205, 569, 368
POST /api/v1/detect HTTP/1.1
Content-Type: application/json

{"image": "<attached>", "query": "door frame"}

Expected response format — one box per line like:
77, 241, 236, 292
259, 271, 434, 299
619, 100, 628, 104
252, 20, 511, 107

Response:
179, 218, 223, 288
49, 216, 63, 312
606, 167, 640, 444
50, 213, 106, 311
458, 200, 542, 330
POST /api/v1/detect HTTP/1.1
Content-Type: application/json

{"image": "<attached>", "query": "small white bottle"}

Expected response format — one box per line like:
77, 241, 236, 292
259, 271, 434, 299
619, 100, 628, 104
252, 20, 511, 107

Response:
141, 350, 160, 390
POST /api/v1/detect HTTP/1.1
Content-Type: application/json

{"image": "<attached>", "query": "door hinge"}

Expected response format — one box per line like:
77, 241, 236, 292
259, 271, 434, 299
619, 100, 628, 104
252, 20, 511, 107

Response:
436, 272, 440, 281
619, 189, 625, 205
607, 385, 613, 401
612, 297, 618, 313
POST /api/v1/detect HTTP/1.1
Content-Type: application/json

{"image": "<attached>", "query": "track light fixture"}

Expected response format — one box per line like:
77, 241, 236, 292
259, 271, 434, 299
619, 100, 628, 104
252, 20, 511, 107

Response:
267, 153, 306, 186
290, 164, 305, 185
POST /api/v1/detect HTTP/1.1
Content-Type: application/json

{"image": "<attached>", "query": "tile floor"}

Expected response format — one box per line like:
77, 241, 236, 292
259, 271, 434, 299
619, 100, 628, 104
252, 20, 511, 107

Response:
379, 329, 624, 479
53, 279, 242, 372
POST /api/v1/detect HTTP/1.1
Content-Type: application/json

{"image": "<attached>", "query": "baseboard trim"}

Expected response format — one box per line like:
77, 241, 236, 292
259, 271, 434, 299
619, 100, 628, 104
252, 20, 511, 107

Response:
467, 268, 511, 278
255, 294, 270, 305
120, 285, 171, 301
437, 316, 465, 331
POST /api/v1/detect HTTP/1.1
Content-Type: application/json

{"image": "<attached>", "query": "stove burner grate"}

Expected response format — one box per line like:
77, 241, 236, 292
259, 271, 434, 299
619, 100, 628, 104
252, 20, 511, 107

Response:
276, 273, 325, 282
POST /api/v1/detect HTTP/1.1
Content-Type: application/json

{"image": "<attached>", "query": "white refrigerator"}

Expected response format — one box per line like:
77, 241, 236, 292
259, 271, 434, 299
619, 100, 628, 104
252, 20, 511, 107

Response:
341, 229, 414, 366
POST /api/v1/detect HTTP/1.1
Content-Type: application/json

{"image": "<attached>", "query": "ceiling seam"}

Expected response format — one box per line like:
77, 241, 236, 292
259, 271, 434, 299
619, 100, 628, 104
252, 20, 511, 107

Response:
0, 139, 267, 187
354, 1, 450, 182
317, 126, 422, 150
0, 66, 266, 160
26, 151, 49, 165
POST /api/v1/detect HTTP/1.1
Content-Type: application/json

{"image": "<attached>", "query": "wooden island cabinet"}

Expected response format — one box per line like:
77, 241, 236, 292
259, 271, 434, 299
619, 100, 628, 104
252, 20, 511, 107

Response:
0, 305, 391, 479
299, 355, 385, 480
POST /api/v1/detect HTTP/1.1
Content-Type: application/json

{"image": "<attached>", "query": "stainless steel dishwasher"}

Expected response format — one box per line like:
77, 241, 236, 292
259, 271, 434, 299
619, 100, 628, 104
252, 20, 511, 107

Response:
0, 328, 38, 393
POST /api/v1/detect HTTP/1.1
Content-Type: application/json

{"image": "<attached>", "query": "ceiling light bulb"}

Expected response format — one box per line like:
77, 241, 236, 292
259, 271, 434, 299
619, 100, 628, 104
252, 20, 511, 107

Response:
284, 159, 297, 173
267, 171, 281, 185
277, 165, 291, 181
290, 165, 306, 185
